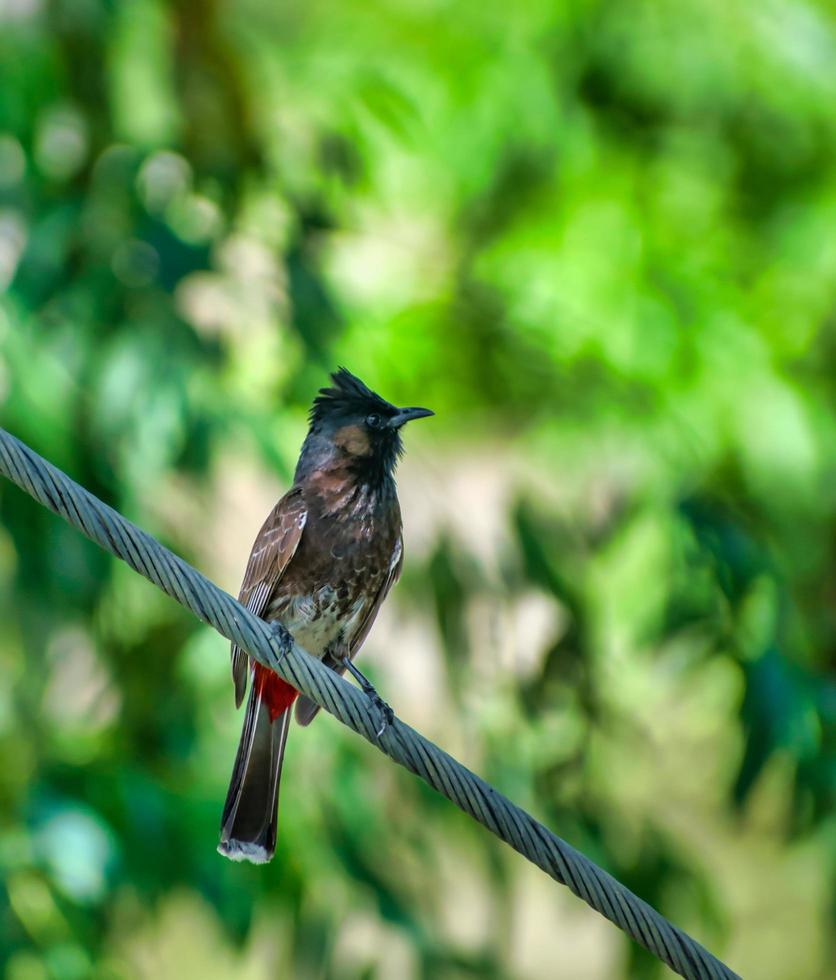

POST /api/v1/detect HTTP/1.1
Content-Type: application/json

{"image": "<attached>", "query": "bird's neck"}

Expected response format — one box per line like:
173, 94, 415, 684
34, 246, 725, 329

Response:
295, 433, 397, 509
302, 464, 396, 516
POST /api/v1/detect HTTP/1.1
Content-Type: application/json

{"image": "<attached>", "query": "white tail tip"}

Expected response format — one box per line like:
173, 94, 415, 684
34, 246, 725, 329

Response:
217, 838, 273, 864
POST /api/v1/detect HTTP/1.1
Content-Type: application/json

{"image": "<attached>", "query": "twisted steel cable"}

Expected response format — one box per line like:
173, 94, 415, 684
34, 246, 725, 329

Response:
0, 427, 739, 980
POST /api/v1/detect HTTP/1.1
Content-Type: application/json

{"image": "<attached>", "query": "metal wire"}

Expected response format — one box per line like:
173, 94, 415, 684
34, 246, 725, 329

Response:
0, 426, 739, 980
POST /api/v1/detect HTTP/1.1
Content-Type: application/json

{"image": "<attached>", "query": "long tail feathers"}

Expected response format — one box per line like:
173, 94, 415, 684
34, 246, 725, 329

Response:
218, 678, 291, 864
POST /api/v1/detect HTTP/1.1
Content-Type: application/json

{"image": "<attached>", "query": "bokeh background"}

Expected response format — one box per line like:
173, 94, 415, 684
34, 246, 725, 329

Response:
1, 0, 834, 977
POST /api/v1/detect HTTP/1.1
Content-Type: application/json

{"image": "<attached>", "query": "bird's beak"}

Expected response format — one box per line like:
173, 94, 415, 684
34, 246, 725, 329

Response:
388, 406, 434, 428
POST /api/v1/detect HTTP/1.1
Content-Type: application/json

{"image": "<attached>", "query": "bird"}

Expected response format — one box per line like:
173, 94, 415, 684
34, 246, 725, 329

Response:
218, 367, 433, 864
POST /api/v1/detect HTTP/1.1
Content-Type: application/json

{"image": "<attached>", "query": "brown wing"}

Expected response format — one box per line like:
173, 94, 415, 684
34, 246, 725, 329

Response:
295, 534, 403, 726
230, 487, 307, 707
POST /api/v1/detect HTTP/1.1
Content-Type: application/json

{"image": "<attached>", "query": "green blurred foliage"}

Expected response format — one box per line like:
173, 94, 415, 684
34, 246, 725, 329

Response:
0, 0, 834, 978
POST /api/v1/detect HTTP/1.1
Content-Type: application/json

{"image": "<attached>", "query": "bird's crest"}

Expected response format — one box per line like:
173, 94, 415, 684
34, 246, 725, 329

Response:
310, 368, 394, 426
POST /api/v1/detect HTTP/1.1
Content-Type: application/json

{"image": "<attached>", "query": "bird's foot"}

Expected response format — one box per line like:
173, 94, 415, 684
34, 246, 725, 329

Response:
366, 688, 395, 739
266, 621, 293, 671
342, 657, 395, 738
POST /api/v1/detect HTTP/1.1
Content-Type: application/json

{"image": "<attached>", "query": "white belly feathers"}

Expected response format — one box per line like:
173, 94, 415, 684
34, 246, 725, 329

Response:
281, 586, 367, 659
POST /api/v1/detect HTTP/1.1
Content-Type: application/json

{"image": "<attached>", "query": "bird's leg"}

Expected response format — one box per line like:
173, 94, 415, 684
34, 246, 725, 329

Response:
341, 656, 394, 737
266, 620, 293, 671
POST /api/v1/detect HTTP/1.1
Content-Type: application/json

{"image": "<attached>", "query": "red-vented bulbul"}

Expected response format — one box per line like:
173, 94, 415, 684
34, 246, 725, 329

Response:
218, 368, 433, 863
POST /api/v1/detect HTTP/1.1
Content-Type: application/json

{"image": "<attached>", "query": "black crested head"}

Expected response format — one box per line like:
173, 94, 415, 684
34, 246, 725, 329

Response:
297, 368, 433, 490
309, 367, 395, 429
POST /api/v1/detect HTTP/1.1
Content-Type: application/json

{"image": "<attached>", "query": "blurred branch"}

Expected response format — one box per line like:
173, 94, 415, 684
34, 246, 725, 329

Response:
0, 426, 739, 980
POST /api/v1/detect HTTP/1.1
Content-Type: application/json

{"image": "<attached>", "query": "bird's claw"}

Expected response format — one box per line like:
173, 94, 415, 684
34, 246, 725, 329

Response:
369, 691, 395, 738
341, 656, 395, 738
357, 678, 394, 737
267, 621, 292, 670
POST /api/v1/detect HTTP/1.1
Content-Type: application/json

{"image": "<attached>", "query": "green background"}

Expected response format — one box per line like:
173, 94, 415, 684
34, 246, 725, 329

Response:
0, 1, 834, 977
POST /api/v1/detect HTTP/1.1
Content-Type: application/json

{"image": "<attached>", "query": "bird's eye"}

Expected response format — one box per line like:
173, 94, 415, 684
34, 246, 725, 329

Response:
365, 413, 382, 429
